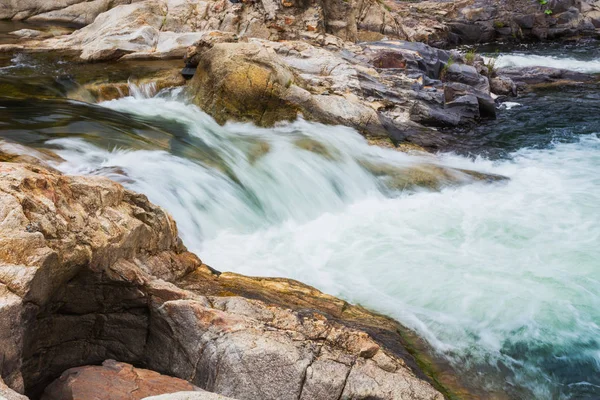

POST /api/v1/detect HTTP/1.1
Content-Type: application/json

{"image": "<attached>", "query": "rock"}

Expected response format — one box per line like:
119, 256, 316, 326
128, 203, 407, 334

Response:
9, 29, 49, 39
0, 155, 455, 400
26, 0, 136, 25
432, 0, 600, 44
67, 68, 186, 103
4, 0, 600, 60
359, 160, 508, 191
444, 94, 482, 125
190, 41, 298, 126
490, 76, 517, 96
445, 63, 490, 93
144, 392, 234, 400
497, 66, 600, 91
444, 81, 497, 119
21, 0, 395, 60
0, 0, 136, 23
1, 376, 28, 400
41, 360, 200, 400
187, 37, 496, 148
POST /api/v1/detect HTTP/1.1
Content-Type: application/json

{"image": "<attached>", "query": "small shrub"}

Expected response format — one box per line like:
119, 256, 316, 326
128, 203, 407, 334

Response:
538, 0, 553, 15
440, 55, 454, 80
464, 49, 476, 66
485, 57, 497, 78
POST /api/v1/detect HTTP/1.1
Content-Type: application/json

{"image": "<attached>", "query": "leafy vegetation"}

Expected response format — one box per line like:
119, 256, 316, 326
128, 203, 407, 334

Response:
440, 55, 454, 81
464, 49, 476, 65
538, 0, 553, 15
485, 57, 497, 78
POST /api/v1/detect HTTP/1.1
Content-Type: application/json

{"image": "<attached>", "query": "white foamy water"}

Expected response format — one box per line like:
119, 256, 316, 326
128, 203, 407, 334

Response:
498, 101, 521, 110
48, 94, 600, 399
492, 53, 600, 73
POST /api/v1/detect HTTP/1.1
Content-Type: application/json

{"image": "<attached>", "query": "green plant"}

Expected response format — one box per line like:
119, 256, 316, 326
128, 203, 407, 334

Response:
493, 21, 506, 29
464, 48, 476, 65
440, 55, 454, 80
485, 56, 497, 78
538, 0, 553, 15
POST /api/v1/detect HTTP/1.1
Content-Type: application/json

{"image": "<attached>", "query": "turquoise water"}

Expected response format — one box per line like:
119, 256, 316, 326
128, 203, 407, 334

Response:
1, 45, 600, 399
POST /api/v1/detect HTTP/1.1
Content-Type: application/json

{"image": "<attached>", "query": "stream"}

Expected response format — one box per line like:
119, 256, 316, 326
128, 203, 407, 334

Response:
1, 29, 600, 399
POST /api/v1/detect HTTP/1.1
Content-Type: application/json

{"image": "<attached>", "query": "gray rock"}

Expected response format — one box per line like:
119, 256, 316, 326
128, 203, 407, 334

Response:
497, 66, 599, 87
445, 63, 491, 93
490, 76, 517, 96
445, 81, 497, 119
186, 37, 496, 149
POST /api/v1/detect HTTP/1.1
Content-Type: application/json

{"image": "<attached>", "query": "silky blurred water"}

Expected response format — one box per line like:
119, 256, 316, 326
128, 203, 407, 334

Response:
1, 40, 600, 399
42, 93, 600, 399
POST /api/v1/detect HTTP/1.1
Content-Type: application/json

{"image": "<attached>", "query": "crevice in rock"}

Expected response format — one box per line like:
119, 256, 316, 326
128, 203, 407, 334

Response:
336, 359, 355, 400
20, 269, 152, 399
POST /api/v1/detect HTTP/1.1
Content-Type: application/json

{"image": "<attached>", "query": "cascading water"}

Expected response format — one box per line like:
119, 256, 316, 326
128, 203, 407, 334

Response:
494, 54, 600, 72
43, 91, 600, 400
1, 41, 600, 399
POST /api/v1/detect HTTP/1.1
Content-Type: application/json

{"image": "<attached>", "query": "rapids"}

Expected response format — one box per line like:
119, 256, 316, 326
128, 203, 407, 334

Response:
1, 38, 600, 399
494, 54, 600, 73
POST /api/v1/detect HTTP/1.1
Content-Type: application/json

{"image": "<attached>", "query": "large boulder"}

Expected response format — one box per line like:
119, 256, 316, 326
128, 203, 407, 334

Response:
190, 42, 298, 126
0, 150, 454, 400
0, 0, 137, 22
187, 37, 497, 149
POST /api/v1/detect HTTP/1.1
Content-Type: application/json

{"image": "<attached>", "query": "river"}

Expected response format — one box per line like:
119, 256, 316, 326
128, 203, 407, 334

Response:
1, 34, 600, 399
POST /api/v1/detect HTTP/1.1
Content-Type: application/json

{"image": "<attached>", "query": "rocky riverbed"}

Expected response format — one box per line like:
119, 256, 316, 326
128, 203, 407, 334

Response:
1, 0, 600, 399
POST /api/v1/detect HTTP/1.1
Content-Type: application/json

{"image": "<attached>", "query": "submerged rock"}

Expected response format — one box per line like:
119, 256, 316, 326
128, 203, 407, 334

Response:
0, 154, 453, 400
67, 68, 186, 103
359, 160, 508, 191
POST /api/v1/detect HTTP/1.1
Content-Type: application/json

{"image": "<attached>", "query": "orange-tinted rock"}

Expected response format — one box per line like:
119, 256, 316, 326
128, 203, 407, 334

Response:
42, 360, 198, 400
